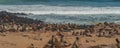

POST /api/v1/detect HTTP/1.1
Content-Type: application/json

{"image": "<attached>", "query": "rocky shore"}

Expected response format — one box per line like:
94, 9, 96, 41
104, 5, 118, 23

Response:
0, 11, 44, 32
0, 11, 90, 32
0, 11, 120, 48
0, 11, 120, 37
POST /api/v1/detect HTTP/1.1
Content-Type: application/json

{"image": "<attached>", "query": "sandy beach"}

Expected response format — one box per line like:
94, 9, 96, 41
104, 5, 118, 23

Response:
0, 30, 120, 48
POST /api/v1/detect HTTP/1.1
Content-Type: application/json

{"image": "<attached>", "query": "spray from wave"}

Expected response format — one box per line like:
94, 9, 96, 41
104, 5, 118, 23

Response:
0, 5, 120, 15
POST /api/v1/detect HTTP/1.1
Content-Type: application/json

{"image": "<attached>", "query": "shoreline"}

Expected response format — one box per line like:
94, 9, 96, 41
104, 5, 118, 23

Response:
0, 11, 120, 48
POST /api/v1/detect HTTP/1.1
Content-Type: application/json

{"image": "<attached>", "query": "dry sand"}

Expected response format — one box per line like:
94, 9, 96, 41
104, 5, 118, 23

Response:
0, 31, 119, 48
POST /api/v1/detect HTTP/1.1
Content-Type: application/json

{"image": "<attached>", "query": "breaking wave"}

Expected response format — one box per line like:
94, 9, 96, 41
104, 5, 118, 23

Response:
1, 5, 120, 15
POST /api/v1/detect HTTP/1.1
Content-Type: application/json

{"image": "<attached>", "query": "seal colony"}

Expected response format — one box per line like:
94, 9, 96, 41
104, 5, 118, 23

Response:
0, 11, 120, 48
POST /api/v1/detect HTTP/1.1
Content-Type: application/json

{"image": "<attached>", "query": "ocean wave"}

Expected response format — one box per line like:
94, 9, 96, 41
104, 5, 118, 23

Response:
6, 11, 120, 15
0, 0, 120, 7
0, 0, 120, 3
18, 14, 120, 25
1, 5, 120, 15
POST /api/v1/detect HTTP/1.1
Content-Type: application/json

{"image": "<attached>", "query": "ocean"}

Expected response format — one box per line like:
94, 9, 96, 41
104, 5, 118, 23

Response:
0, 0, 120, 25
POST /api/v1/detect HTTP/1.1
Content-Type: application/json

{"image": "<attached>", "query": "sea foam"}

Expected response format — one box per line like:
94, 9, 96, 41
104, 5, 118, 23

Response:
0, 5, 120, 15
